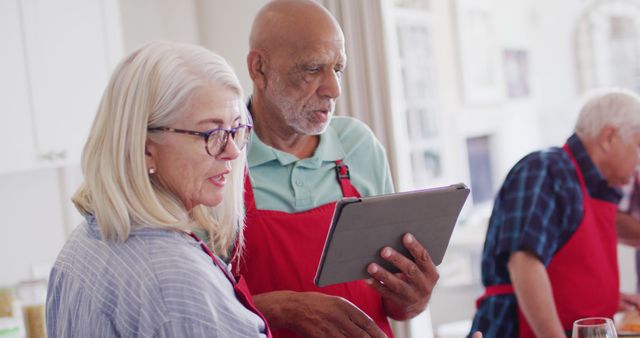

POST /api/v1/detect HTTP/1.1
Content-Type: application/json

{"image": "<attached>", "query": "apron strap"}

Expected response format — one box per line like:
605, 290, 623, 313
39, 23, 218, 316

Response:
562, 144, 589, 197
335, 160, 360, 198
189, 232, 235, 282
189, 232, 273, 338
243, 167, 257, 212
476, 284, 514, 308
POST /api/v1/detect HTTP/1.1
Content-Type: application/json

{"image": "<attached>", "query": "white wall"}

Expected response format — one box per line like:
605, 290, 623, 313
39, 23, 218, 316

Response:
0, 169, 66, 285
529, 0, 586, 146
195, 0, 267, 96
117, 0, 266, 95
118, 0, 201, 52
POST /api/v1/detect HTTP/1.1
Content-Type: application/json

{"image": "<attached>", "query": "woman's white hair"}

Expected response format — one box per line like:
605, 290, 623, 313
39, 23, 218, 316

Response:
73, 41, 247, 259
575, 88, 640, 141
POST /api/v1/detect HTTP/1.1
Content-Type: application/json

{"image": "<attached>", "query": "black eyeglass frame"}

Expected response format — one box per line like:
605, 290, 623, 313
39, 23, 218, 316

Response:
147, 124, 252, 157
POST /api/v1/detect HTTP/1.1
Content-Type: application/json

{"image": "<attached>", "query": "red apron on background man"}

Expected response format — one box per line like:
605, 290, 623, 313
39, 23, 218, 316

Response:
238, 161, 393, 338
477, 144, 619, 337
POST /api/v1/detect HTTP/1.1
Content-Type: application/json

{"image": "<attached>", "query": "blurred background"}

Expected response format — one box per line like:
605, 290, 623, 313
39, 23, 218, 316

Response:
1, 0, 639, 337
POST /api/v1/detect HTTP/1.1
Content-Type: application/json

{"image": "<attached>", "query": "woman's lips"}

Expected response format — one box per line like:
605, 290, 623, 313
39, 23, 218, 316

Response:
209, 172, 229, 187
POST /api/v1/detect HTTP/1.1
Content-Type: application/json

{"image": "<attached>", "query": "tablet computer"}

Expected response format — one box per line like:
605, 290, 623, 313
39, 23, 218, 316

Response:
314, 183, 470, 287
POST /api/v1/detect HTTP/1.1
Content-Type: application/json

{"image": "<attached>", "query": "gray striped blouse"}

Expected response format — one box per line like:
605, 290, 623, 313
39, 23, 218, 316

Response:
46, 216, 267, 337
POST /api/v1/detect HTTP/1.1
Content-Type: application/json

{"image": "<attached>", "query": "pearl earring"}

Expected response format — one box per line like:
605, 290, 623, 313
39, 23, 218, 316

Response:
148, 168, 156, 175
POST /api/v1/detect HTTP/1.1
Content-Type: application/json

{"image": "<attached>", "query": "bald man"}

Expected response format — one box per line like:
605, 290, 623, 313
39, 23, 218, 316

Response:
234, 1, 438, 337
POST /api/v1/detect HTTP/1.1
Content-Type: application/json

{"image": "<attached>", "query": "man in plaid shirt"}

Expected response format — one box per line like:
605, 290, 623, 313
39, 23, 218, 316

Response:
470, 89, 640, 338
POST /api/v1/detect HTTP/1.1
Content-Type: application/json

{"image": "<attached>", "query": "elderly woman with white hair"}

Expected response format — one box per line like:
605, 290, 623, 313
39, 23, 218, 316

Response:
471, 89, 640, 338
46, 41, 271, 337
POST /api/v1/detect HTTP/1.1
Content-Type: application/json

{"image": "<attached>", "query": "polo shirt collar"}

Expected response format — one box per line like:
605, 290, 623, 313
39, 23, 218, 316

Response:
247, 124, 346, 168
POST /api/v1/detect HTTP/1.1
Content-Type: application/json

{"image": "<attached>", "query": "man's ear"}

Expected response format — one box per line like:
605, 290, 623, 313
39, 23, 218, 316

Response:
597, 124, 616, 153
247, 50, 267, 90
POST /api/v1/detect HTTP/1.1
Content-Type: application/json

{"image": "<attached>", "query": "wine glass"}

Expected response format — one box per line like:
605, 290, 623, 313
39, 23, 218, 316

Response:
572, 317, 618, 338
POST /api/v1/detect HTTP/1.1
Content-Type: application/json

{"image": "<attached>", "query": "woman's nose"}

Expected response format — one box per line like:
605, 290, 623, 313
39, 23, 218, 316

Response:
217, 138, 241, 160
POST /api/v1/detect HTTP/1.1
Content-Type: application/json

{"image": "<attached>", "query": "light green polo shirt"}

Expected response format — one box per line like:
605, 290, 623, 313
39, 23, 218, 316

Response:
247, 116, 394, 213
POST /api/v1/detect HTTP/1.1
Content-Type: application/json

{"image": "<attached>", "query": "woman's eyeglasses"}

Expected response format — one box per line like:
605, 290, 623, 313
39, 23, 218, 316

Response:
147, 124, 252, 157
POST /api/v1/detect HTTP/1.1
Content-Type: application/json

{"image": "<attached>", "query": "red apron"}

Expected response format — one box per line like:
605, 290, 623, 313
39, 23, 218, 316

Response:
476, 144, 619, 337
189, 233, 273, 338
238, 160, 393, 338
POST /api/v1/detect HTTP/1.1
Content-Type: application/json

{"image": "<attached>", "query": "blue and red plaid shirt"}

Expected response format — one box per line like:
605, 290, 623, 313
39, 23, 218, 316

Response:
469, 134, 621, 338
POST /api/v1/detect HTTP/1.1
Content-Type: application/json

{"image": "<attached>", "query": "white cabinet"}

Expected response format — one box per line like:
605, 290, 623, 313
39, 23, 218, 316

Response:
0, 0, 38, 173
0, 0, 123, 175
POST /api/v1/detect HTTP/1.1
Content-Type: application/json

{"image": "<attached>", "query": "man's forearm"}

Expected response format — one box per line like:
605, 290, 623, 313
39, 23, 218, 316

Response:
252, 291, 296, 330
252, 290, 386, 338
508, 251, 565, 338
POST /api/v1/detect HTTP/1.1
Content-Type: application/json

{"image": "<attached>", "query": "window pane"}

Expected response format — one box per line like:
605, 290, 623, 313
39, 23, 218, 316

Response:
466, 136, 494, 204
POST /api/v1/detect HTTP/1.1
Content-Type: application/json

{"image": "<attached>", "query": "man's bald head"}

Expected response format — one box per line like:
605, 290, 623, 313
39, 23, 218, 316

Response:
249, 0, 344, 54
247, 0, 347, 141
